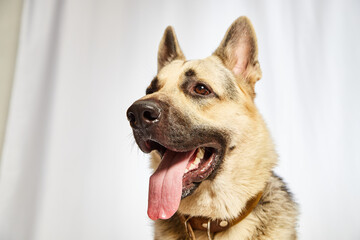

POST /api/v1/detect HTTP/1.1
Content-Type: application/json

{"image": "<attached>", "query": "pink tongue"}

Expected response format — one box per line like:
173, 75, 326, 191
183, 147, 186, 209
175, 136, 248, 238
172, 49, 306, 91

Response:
148, 149, 196, 220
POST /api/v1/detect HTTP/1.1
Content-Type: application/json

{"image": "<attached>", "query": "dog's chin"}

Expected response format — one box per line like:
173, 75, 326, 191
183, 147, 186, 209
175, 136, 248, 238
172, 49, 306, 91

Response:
141, 139, 224, 199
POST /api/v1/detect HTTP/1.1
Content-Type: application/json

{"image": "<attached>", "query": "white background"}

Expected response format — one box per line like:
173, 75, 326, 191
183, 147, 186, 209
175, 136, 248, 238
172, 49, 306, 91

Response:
0, 0, 359, 239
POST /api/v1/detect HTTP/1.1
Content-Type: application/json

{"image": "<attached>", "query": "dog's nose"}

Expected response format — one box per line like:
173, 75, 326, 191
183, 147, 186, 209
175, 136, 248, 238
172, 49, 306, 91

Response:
126, 100, 161, 129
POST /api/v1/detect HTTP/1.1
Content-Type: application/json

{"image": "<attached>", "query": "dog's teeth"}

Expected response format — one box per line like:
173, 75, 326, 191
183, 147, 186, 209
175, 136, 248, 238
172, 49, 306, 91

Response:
185, 157, 202, 174
197, 148, 205, 159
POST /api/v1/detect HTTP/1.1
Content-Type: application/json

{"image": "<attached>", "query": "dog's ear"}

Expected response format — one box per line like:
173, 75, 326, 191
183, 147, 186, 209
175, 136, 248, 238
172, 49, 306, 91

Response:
157, 26, 185, 72
213, 17, 261, 98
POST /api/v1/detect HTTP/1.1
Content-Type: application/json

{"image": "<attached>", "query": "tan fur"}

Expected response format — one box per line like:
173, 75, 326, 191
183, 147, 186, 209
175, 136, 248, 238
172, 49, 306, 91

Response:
154, 175, 297, 239
135, 16, 298, 239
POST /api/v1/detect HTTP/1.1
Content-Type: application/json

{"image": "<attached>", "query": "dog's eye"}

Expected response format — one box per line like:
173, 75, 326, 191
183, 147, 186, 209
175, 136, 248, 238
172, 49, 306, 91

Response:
194, 84, 211, 96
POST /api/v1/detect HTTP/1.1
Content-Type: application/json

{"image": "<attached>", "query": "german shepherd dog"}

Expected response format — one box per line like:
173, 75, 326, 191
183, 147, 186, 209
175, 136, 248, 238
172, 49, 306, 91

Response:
127, 17, 298, 240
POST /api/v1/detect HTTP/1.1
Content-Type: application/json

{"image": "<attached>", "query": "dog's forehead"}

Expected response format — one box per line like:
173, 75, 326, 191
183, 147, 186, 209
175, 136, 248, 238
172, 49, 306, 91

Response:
157, 60, 185, 85
157, 57, 238, 96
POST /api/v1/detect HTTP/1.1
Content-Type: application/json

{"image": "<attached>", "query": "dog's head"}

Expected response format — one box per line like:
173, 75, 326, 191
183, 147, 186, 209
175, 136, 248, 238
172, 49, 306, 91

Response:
127, 17, 277, 220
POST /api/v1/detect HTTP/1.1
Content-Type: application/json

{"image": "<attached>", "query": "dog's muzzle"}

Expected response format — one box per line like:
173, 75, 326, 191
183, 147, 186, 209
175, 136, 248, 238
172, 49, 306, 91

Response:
126, 97, 227, 221
127, 100, 162, 129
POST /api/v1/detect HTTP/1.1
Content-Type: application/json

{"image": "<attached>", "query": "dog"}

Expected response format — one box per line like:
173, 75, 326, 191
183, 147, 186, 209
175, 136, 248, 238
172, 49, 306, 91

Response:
127, 16, 298, 240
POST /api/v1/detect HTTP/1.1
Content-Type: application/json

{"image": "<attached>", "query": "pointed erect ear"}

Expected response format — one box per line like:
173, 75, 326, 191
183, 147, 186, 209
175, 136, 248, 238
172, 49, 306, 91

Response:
213, 17, 261, 97
157, 26, 185, 72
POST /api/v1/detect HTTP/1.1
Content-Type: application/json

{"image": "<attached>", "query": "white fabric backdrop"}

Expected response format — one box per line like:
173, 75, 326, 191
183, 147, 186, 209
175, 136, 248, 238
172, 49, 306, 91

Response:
0, 0, 359, 239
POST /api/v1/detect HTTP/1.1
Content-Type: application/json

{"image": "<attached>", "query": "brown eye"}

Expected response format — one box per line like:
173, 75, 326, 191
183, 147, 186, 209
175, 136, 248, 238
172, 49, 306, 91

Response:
194, 84, 211, 95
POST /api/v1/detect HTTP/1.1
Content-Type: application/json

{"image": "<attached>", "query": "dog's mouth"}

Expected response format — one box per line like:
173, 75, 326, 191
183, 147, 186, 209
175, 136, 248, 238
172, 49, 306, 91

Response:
144, 140, 222, 220
147, 140, 219, 194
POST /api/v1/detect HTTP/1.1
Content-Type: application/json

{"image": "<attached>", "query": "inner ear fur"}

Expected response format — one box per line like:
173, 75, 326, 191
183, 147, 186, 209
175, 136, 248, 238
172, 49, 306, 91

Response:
157, 26, 185, 72
213, 16, 262, 98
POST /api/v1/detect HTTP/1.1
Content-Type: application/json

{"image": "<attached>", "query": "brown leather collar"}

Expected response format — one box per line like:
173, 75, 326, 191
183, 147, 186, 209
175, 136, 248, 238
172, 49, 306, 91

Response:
179, 191, 263, 235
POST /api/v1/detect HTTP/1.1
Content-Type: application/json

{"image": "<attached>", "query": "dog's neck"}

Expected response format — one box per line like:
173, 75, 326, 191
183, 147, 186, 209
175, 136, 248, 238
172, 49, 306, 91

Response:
178, 191, 263, 238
